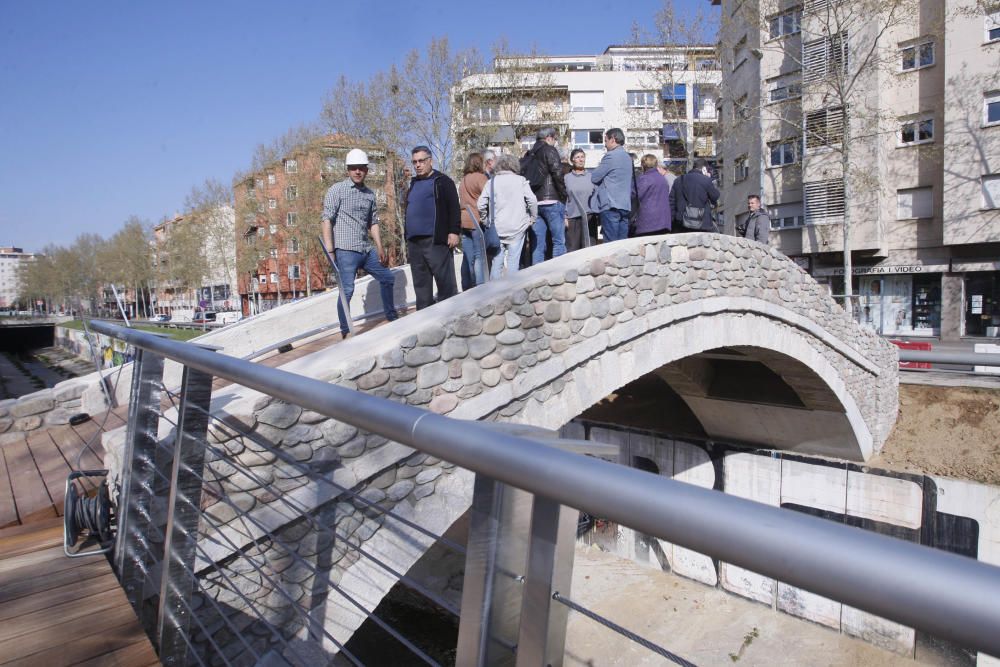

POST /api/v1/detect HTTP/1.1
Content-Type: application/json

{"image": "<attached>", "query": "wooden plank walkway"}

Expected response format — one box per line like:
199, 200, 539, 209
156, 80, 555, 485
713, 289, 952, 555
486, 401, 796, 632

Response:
0, 518, 159, 666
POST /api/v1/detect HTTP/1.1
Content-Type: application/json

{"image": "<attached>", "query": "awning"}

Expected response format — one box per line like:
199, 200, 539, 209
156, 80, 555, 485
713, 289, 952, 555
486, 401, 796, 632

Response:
662, 123, 686, 141
951, 259, 1000, 272
662, 83, 686, 100
812, 260, 950, 277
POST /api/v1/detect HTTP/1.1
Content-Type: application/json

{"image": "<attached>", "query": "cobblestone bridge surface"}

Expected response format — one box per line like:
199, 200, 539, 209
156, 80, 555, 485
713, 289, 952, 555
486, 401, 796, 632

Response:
96, 233, 898, 662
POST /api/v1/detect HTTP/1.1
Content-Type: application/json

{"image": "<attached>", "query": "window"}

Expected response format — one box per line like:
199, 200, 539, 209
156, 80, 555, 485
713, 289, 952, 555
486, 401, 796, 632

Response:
285, 185, 297, 201
255, 177, 264, 188
570, 91, 604, 112
803, 32, 848, 83
899, 116, 934, 145
734, 94, 749, 123
804, 179, 845, 224
897, 187, 933, 219
268, 198, 277, 209
627, 90, 658, 108
257, 227, 266, 238
986, 91, 1000, 126
573, 129, 605, 149
734, 155, 749, 183
288, 265, 301, 280
269, 248, 278, 259
325, 155, 344, 173
626, 131, 661, 148
470, 105, 500, 122
805, 106, 845, 148
257, 202, 265, 213
982, 174, 1000, 209
259, 274, 267, 284
733, 36, 748, 70
519, 99, 537, 119
270, 272, 278, 284
243, 234, 256, 247
269, 224, 278, 235
769, 202, 805, 229
769, 137, 802, 166
286, 212, 297, 227
284, 159, 298, 174
987, 10, 1000, 42
769, 8, 802, 38
900, 41, 934, 71
245, 182, 255, 196
267, 173, 276, 185
768, 77, 802, 102
287, 238, 299, 253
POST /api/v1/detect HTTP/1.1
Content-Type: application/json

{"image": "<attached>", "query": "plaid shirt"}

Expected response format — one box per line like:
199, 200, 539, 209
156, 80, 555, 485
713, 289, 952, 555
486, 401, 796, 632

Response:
322, 179, 379, 253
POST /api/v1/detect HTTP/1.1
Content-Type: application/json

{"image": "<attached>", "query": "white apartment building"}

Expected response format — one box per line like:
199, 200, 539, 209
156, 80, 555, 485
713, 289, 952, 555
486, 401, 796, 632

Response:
454, 45, 722, 170
714, 0, 1000, 340
0, 246, 37, 310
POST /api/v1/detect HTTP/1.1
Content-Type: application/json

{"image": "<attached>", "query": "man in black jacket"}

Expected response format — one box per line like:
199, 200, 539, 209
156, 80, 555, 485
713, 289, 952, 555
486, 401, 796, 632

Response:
404, 146, 460, 310
669, 158, 721, 232
525, 127, 568, 265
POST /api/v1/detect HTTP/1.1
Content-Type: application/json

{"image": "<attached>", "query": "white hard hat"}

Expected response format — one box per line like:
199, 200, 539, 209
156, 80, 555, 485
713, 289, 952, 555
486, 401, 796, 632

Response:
345, 148, 369, 167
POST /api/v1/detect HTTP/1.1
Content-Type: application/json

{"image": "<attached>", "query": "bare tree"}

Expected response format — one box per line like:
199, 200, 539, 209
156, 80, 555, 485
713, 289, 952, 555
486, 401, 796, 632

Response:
185, 179, 237, 310
724, 0, 925, 314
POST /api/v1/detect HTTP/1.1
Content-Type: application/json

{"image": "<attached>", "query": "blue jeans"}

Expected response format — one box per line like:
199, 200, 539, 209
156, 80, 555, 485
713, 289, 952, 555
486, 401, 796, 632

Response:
600, 208, 630, 242
461, 227, 487, 288
490, 232, 527, 280
334, 248, 397, 335
530, 202, 567, 265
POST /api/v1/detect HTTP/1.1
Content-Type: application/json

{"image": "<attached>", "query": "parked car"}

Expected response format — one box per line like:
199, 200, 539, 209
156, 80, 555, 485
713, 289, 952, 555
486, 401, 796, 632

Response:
152, 314, 170, 323
191, 311, 217, 324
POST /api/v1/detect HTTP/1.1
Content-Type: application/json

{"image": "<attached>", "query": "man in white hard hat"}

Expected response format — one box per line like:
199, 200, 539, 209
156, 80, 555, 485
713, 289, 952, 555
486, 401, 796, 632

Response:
322, 148, 398, 337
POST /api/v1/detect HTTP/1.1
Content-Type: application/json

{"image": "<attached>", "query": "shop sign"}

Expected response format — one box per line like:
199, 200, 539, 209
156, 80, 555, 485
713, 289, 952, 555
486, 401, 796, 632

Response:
813, 262, 949, 277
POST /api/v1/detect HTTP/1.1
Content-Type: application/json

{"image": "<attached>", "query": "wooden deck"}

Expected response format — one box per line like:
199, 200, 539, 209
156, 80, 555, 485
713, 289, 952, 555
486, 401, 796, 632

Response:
0, 518, 159, 666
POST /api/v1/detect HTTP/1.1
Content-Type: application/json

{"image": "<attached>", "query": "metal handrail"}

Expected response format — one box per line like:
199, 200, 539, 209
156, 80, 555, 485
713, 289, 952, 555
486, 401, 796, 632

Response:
89, 319, 1000, 658
898, 349, 1000, 367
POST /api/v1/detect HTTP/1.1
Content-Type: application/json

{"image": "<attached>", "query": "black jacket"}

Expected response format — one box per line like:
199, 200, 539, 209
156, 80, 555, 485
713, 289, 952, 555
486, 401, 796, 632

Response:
669, 169, 721, 231
526, 140, 567, 203
405, 170, 461, 245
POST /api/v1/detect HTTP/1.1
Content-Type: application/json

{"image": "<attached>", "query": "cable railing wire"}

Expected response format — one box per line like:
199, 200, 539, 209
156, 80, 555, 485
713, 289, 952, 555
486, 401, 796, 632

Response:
552, 591, 697, 667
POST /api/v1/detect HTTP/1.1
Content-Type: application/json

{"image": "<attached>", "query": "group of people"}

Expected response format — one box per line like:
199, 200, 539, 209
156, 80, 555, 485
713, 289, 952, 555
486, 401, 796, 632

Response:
321, 129, 772, 337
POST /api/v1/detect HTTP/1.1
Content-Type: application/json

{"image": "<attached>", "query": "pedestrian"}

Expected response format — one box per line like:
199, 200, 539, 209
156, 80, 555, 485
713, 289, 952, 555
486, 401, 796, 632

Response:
669, 158, 721, 232
404, 146, 461, 310
321, 148, 399, 338
458, 152, 491, 288
632, 154, 672, 237
478, 153, 537, 280
523, 127, 568, 265
658, 163, 677, 190
589, 128, 633, 242
739, 195, 771, 244
564, 148, 596, 251
482, 150, 496, 178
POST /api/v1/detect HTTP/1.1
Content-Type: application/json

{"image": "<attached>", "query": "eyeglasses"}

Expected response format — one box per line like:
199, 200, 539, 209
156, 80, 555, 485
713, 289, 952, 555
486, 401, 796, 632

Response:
411, 156, 431, 165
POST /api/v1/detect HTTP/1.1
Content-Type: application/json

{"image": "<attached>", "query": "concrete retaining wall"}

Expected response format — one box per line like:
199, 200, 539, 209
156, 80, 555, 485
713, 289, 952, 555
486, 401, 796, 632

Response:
572, 419, 1000, 665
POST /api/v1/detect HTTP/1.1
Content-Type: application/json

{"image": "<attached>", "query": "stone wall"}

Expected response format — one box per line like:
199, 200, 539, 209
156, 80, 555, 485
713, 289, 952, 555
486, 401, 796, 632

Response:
0, 380, 92, 446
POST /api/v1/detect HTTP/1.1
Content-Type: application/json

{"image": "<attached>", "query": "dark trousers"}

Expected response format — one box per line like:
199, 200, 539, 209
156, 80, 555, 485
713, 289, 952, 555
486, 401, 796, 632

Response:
407, 236, 457, 310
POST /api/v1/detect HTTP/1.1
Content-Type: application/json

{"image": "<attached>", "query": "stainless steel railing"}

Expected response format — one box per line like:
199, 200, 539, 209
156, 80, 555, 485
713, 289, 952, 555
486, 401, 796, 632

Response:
83, 319, 1000, 665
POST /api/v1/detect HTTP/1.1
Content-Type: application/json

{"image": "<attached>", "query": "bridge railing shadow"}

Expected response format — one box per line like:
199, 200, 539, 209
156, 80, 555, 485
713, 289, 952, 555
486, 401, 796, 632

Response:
71, 319, 1000, 666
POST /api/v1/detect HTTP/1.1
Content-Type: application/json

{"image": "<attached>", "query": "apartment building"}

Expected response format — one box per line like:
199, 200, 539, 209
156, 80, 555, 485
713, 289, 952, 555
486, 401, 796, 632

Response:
453, 45, 722, 170
233, 136, 402, 316
714, 0, 1000, 339
152, 205, 237, 315
0, 246, 37, 310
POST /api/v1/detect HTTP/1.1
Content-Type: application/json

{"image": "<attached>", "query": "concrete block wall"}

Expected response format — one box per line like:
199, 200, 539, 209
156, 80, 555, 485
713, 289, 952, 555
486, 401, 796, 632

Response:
581, 420, 1000, 664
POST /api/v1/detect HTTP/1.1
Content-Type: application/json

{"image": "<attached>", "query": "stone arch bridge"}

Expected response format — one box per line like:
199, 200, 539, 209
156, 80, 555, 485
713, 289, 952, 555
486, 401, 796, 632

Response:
101, 232, 900, 658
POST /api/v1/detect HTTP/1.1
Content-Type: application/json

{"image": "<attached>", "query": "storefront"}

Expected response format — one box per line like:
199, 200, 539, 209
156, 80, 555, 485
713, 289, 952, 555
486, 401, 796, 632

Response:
813, 261, 947, 337
952, 261, 1000, 337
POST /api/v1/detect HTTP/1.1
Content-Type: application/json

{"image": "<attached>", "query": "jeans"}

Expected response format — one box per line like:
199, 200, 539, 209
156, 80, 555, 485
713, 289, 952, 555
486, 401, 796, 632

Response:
490, 232, 527, 280
334, 248, 397, 335
461, 227, 487, 288
530, 202, 567, 265
600, 208, 630, 242
407, 236, 457, 310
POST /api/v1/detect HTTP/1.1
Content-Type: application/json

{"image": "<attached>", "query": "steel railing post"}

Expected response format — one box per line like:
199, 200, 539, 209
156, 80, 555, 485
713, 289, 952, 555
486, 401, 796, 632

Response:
157, 363, 213, 666
115, 349, 165, 621
456, 476, 533, 666
514, 496, 577, 667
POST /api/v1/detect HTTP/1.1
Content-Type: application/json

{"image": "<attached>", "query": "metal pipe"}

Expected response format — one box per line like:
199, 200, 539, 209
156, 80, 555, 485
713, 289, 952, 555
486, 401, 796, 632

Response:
898, 349, 1000, 367
90, 320, 1000, 657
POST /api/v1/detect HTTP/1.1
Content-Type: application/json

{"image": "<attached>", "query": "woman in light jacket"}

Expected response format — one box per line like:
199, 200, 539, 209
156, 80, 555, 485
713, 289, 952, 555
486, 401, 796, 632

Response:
458, 152, 490, 288
477, 153, 538, 280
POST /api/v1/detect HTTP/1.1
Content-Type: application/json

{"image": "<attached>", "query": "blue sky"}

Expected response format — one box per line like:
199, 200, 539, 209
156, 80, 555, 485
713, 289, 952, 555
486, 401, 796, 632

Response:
0, 0, 713, 253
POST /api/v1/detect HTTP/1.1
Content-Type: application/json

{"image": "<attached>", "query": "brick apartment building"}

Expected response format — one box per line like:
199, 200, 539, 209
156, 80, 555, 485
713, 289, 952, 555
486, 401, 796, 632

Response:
233, 136, 403, 316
